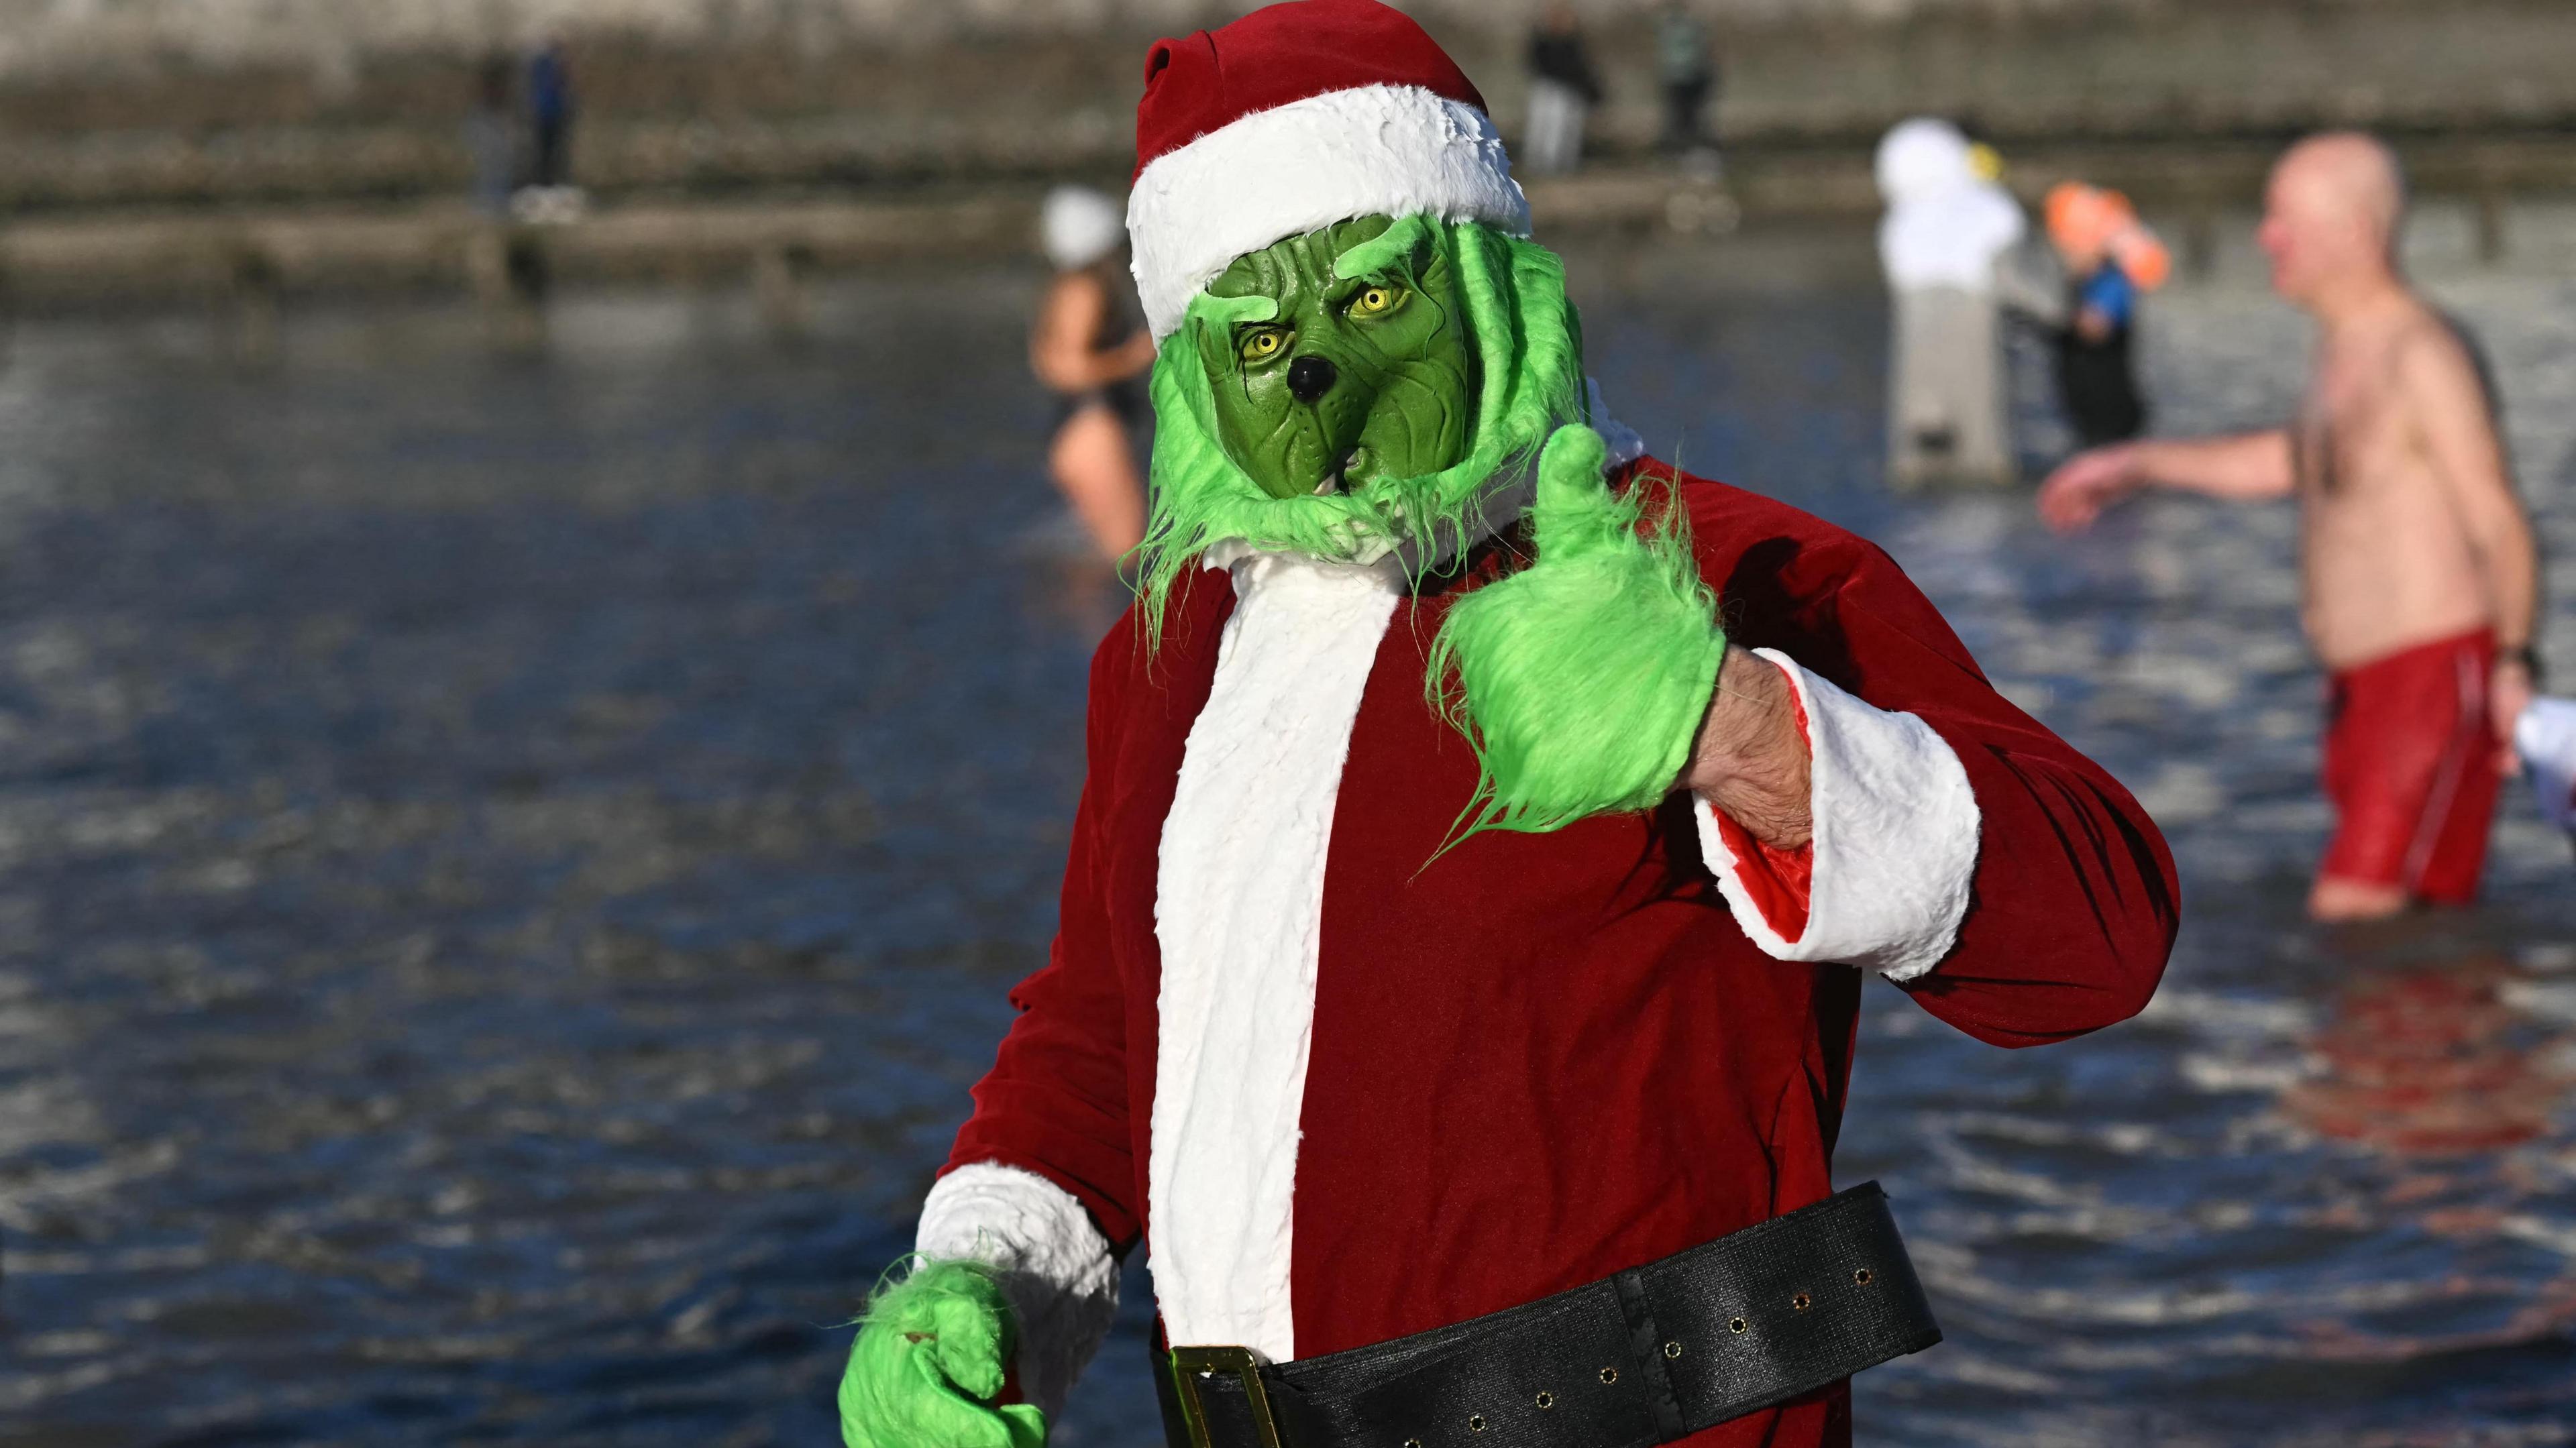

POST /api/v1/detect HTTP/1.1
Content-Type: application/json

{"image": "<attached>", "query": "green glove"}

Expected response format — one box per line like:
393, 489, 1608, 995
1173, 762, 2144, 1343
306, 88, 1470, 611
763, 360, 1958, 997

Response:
840, 1258, 1049, 1448
1430, 423, 1725, 836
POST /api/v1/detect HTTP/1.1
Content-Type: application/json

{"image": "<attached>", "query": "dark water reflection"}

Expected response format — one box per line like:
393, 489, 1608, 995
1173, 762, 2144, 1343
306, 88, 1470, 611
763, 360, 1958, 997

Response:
0, 231, 2571, 1446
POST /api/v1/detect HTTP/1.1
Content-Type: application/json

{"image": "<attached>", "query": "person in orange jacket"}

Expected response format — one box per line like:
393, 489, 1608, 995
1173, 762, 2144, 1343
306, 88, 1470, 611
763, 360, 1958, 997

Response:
2042, 182, 2168, 448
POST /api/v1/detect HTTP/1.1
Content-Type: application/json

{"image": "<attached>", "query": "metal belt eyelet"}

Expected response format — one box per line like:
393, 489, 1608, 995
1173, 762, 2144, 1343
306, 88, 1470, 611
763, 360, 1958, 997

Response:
1468, 1415, 1486, 1433
1854, 1268, 1874, 1286
1534, 1392, 1554, 1410
1728, 1317, 1748, 1334
1598, 1366, 1619, 1384
1662, 1341, 1682, 1359
1791, 1292, 1812, 1311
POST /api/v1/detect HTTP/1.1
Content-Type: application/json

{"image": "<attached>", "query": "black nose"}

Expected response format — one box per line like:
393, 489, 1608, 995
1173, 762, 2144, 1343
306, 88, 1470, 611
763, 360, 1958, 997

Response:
1285, 355, 1337, 403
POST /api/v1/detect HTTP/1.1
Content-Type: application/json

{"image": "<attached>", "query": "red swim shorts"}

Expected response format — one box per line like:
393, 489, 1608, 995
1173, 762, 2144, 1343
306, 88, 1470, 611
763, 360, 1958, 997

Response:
2319, 627, 2504, 905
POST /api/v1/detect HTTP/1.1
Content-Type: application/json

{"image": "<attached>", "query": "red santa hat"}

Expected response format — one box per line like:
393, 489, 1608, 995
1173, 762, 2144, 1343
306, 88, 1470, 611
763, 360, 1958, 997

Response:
1126, 0, 1530, 342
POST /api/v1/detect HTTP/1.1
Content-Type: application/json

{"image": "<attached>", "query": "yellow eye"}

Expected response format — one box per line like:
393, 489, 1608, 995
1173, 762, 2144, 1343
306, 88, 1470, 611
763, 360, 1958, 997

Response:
1348, 285, 1404, 317
1239, 327, 1287, 362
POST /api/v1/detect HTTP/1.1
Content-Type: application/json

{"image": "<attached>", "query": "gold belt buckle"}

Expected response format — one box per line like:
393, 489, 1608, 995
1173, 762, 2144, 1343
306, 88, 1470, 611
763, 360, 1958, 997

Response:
1170, 1345, 1284, 1448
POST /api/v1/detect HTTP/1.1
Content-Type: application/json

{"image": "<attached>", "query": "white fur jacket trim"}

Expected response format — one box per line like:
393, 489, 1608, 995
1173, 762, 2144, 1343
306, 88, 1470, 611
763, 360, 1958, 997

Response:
1695, 649, 1982, 981
914, 1161, 1122, 1418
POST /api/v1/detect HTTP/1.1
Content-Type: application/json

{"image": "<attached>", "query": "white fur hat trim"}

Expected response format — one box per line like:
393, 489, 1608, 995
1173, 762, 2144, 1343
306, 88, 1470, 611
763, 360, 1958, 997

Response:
1126, 84, 1529, 342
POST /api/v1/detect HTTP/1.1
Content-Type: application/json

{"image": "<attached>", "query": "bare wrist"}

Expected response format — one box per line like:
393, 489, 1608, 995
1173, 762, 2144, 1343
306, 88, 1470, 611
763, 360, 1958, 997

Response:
1681, 647, 1813, 849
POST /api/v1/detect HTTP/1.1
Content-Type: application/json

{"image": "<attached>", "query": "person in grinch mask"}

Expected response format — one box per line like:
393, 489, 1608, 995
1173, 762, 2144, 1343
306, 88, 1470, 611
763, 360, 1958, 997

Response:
839, 6, 2178, 1448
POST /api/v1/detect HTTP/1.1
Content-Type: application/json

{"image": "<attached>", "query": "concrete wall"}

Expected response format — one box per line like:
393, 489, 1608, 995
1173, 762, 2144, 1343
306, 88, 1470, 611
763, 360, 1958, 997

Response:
0, 0, 2568, 210
3, 1, 2459, 77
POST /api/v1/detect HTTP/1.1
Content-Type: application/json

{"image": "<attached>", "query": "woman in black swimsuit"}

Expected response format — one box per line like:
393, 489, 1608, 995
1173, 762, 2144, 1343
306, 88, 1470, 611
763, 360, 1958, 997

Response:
1032, 187, 1157, 559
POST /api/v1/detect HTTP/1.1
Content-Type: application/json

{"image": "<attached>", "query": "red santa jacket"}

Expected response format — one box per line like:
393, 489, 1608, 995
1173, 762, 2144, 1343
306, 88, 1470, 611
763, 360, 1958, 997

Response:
914, 461, 2178, 1448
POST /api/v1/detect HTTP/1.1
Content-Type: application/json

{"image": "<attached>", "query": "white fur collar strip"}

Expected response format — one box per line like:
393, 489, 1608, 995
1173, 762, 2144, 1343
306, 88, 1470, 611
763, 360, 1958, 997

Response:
1149, 549, 1401, 1359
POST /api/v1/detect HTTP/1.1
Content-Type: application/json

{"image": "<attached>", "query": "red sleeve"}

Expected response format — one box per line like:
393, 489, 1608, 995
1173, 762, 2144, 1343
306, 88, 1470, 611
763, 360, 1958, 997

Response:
1683, 477, 2180, 1046
944, 623, 1145, 1247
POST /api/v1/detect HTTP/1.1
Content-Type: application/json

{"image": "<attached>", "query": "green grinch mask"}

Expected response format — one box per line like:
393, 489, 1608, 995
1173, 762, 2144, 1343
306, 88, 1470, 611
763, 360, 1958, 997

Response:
1134, 214, 1586, 628
1194, 215, 1474, 501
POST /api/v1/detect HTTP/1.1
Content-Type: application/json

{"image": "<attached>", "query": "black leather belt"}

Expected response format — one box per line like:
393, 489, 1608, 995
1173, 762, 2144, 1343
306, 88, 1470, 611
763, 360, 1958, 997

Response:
1155, 1182, 1939, 1448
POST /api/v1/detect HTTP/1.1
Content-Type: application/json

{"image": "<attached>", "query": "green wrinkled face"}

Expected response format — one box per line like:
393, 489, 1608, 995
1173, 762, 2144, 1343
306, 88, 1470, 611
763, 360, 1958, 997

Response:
1195, 215, 1476, 500
1132, 215, 1587, 634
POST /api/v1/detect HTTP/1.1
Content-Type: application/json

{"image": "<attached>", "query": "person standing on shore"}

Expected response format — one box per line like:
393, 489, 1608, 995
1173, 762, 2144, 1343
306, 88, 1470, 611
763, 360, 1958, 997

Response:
1655, 3, 1717, 158
1030, 186, 1156, 559
1522, 4, 1601, 177
528, 37, 576, 190
2040, 133, 2541, 921
464, 54, 518, 219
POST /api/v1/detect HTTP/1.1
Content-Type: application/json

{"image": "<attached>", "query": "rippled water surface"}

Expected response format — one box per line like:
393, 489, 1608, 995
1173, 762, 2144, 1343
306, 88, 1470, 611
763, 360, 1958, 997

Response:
1, 217, 2573, 1447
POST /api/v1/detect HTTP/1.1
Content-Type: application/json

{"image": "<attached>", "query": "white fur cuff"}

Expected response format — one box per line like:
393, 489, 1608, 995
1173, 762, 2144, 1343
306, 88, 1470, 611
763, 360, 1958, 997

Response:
916, 1162, 1122, 1417
1695, 649, 1981, 981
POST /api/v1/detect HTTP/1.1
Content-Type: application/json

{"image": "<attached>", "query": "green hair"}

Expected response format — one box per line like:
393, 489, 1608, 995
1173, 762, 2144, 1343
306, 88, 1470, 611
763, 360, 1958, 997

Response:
1130, 219, 1586, 646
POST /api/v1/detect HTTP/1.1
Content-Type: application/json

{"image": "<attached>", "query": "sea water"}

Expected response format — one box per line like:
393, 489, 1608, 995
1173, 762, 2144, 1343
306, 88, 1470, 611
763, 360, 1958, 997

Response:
0, 217, 2571, 1445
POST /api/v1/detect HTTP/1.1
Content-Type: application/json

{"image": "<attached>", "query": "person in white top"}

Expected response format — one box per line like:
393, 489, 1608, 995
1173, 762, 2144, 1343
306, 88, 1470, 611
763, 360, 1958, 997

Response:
1874, 118, 2027, 489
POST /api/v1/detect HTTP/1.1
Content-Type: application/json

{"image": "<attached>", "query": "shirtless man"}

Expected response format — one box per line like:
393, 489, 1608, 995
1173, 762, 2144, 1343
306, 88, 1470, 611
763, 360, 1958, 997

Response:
2039, 133, 2540, 921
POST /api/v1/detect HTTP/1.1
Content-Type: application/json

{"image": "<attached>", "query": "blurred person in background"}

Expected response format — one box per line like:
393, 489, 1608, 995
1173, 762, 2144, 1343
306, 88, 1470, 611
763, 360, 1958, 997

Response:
1655, 2, 1717, 158
528, 36, 576, 190
2520, 696, 2576, 853
1522, 4, 1601, 177
2041, 133, 2541, 921
1875, 117, 2026, 488
1030, 186, 1156, 559
2042, 181, 2169, 447
464, 54, 517, 219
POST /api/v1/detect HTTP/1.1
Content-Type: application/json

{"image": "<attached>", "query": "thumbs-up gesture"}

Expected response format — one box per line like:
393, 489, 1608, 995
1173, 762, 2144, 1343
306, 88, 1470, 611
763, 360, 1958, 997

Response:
1430, 424, 1728, 834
